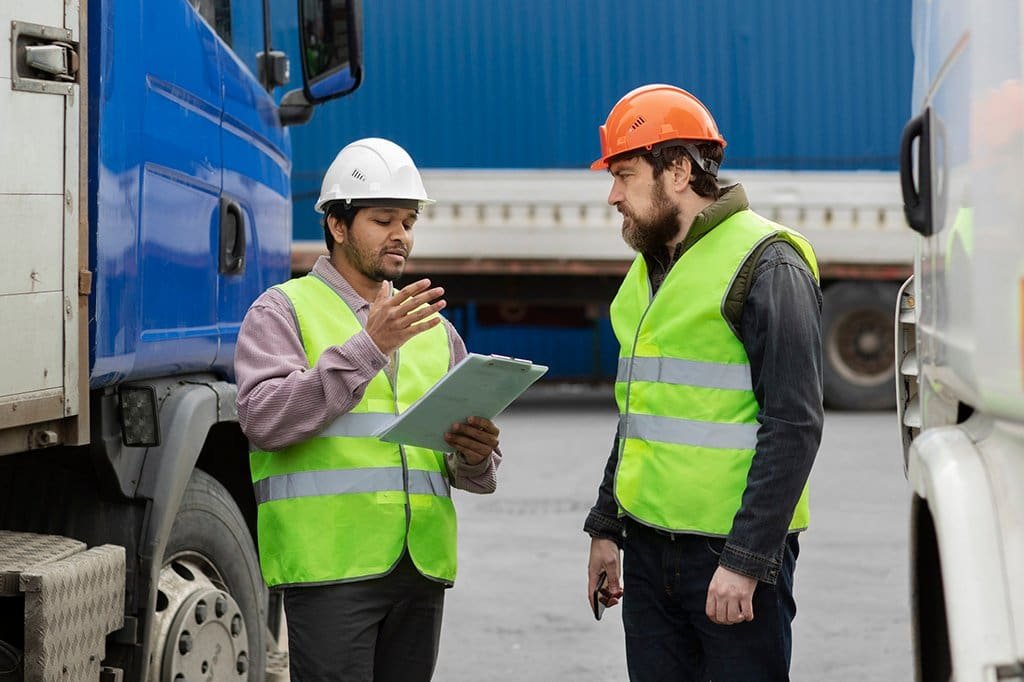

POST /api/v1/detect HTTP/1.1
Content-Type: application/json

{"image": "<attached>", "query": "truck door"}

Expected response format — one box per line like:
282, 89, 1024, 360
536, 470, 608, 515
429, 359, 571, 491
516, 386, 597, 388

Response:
214, 0, 292, 377
0, 0, 86, 449
128, 0, 225, 376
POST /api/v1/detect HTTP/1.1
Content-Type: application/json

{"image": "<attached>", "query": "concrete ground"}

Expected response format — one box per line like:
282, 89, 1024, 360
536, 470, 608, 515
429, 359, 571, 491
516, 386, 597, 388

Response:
432, 389, 915, 681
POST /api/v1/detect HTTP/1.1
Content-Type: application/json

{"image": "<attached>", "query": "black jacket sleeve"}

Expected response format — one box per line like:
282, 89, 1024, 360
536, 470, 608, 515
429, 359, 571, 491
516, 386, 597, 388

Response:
718, 241, 824, 584
583, 433, 624, 546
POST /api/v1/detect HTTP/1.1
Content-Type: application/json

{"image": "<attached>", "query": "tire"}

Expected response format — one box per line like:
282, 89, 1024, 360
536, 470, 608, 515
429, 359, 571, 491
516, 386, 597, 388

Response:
913, 499, 952, 681
822, 281, 900, 410
153, 470, 267, 681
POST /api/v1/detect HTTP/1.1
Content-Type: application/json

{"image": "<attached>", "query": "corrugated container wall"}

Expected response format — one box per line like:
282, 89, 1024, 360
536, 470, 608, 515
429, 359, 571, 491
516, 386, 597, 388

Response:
279, 0, 912, 241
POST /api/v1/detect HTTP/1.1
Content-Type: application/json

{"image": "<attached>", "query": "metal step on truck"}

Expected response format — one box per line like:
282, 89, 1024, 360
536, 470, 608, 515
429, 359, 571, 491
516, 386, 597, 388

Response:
1, 0, 362, 679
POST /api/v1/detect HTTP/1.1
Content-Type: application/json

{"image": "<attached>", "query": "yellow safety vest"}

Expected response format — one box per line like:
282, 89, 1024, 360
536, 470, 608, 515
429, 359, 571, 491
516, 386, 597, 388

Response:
611, 209, 819, 535
250, 274, 456, 587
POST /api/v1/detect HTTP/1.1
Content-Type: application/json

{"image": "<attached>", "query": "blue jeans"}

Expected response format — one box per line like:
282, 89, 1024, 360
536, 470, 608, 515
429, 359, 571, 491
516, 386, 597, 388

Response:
622, 519, 799, 682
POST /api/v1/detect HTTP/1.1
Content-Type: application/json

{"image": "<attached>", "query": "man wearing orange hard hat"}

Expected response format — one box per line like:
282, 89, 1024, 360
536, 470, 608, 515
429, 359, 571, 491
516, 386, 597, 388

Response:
583, 85, 824, 681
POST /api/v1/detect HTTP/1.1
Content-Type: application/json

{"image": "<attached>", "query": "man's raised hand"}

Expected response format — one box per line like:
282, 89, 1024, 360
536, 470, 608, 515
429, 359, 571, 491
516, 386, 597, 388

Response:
365, 279, 446, 356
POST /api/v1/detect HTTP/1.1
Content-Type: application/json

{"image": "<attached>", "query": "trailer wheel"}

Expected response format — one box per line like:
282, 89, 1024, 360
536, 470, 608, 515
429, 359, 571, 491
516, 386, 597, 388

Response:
822, 281, 899, 410
151, 470, 266, 682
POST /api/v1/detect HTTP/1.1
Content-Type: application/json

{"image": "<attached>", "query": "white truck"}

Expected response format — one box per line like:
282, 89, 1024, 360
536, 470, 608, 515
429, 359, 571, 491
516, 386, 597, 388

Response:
896, 0, 1024, 679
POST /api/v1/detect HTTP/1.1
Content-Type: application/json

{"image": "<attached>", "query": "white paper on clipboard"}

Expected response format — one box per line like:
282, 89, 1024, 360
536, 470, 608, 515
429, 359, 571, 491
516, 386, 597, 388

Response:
374, 353, 548, 452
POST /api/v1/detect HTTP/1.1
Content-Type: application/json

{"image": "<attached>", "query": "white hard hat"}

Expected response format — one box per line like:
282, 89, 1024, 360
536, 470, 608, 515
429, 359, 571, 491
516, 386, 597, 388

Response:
315, 137, 434, 213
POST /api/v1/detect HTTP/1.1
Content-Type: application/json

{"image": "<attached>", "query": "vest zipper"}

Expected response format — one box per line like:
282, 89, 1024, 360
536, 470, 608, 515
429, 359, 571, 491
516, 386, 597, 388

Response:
391, 348, 413, 545
621, 275, 659, 445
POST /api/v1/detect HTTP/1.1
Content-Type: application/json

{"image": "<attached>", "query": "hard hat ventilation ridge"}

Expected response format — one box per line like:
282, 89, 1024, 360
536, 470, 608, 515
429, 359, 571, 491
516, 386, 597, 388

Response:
351, 169, 367, 182
630, 116, 646, 132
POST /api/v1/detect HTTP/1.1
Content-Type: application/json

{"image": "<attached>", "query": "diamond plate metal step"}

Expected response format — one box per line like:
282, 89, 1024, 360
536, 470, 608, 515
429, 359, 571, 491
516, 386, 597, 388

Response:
0, 530, 124, 682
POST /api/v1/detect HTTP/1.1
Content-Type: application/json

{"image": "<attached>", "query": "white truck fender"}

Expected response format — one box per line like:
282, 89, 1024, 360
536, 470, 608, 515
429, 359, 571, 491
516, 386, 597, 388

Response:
907, 424, 1022, 679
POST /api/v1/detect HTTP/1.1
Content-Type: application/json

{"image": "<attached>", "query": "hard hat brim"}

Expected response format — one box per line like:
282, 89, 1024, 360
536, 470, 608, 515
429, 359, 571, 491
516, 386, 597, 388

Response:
316, 197, 436, 213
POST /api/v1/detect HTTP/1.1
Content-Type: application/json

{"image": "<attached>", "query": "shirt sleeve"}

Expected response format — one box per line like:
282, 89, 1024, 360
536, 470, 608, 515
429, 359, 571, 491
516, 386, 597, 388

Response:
583, 434, 625, 546
441, 318, 501, 493
234, 288, 389, 451
719, 242, 824, 584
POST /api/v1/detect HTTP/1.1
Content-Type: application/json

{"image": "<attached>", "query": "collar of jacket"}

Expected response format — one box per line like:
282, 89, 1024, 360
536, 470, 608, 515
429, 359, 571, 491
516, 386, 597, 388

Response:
644, 183, 750, 288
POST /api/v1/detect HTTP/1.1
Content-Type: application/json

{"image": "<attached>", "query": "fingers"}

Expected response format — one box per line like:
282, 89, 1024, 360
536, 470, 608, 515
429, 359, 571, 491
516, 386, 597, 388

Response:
457, 417, 500, 441
601, 567, 622, 607
390, 278, 433, 305
705, 589, 755, 625
445, 418, 500, 458
726, 599, 743, 625
389, 280, 446, 321
588, 538, 623, 611
444, 424, 497, 464
401, 298, 447, 327
466, 416, 499, 437
394, 285, 446, 317
742, 593, 754, 622
366, 278, 448, 355
705, 592, 740, 625
716, 594, 729, 625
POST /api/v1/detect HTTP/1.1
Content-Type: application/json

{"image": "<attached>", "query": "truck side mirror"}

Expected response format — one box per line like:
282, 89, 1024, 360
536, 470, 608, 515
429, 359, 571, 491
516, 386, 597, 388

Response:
280, 0, 363, 126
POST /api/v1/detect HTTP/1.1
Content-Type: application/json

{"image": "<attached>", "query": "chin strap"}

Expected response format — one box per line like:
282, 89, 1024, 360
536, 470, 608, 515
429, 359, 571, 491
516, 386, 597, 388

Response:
650, 141, 720, 177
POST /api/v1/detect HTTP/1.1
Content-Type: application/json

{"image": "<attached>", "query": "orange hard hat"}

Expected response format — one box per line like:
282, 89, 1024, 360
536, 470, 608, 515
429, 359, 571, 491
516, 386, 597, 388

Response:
590, 84, 727, 171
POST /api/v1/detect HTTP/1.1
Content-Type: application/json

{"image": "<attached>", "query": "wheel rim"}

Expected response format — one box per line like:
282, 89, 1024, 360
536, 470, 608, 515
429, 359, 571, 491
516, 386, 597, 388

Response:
151, 554, 249, 682
827, 307, 895, 386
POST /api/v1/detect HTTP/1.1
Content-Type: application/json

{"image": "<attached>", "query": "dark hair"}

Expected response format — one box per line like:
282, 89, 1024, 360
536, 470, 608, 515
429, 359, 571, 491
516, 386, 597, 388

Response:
322, 202, 362, 251
612, 141, 724, 199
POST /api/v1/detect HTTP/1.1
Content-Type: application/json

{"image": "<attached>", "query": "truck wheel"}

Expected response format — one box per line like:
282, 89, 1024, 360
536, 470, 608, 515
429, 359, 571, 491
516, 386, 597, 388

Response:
822, 281, 899, 410
914, 498, 952, 681
150, 470, 266, 682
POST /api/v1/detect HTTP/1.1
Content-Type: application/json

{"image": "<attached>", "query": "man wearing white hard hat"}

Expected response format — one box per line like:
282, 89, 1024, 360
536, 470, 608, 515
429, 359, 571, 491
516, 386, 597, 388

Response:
235, 138, 501, 681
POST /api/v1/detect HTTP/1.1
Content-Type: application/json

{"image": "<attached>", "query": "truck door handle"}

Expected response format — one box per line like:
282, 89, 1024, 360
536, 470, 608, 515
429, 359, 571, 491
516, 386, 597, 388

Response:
11, 21, 79, 95
900, 108, 934, 237
219, 197, 246, 275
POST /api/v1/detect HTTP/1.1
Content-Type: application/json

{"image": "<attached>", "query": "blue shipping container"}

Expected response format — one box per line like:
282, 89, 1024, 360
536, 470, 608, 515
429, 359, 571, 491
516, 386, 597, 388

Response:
285, 0, 913, 239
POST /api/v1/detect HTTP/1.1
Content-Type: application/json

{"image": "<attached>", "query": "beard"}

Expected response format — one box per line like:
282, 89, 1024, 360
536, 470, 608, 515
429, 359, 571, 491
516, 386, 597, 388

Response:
620, 181, 681, 258
340, 238, 407, 282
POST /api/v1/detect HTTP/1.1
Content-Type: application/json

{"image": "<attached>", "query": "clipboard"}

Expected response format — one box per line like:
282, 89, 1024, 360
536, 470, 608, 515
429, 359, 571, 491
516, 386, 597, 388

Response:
374, 353, 548, 451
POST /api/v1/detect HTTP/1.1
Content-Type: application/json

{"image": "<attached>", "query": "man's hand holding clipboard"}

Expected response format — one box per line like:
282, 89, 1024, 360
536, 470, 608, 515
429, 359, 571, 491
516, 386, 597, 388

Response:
444, 416, 500, 464
374, 354, 548, 452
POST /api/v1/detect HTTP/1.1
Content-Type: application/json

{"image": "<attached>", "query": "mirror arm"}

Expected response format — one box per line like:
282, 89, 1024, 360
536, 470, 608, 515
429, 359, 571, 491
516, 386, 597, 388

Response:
279, 87, 315, 127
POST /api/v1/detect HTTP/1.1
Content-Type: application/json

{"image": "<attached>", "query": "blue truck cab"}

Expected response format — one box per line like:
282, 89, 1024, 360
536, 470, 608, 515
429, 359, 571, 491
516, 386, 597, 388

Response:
0, 1, 362, 678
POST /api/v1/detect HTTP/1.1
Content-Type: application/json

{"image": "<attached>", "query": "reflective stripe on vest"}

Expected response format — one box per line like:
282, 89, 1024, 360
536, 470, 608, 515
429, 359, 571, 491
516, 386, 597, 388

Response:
319, 412, 395, 438
616, 356, 753, 392
250, 274, 456, 588
619, 413, 759, 451
254, 467, 451, 504
611, 209, 818, 536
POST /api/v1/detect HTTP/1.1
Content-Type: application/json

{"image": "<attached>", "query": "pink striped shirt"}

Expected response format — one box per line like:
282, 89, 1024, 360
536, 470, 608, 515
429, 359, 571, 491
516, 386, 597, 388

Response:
235, 256, 499, 493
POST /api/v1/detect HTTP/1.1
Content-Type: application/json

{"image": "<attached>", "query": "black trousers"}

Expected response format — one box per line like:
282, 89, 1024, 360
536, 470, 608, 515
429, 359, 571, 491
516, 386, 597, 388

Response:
622, 520, 799, 682
282, 553, 446, 682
